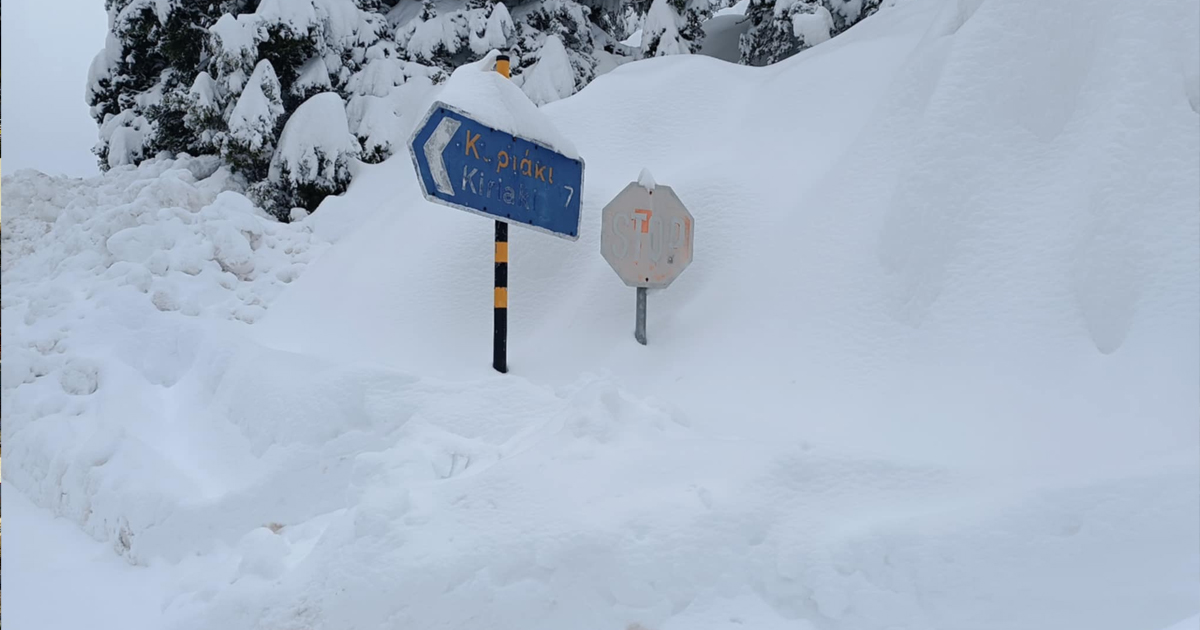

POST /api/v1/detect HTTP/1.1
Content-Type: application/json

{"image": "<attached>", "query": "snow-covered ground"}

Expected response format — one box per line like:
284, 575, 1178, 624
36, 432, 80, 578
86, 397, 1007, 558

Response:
3, 0, 1198, 628
3, 489, 172, 629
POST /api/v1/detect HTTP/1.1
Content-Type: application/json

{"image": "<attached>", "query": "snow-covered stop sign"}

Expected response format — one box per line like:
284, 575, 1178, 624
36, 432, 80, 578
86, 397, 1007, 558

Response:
600, 179, 695, 289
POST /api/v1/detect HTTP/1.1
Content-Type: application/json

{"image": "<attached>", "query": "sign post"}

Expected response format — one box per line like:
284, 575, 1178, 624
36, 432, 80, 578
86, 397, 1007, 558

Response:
409, 53, 584, 372
600, 179, 695, 345
493, 54, 511, 373
494, 217, 508, 372
635, 286, 648, 345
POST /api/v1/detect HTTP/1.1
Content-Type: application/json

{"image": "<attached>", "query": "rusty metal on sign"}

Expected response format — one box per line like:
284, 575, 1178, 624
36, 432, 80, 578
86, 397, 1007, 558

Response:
600, 182, 695, 290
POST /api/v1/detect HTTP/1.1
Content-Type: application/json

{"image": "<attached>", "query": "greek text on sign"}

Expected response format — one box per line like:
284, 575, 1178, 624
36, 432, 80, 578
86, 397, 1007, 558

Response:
409, 102, 585, 240
601, 182, 695, 289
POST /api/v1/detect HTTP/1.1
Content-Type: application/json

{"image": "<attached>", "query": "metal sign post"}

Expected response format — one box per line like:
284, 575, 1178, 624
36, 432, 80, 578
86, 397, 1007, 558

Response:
494, 219, 508, 372
409, 53, 585, 372
493, 55, 511, 373
635, 286, 648, 345
600, 180, 695, 345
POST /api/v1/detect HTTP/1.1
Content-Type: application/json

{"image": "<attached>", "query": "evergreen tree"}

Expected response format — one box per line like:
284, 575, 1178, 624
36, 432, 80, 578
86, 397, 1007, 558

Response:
86, 1, 165, 168
86, 0, 240, 168
470, 2, 515, 57
223, 59, 285, 183
513, 0, 597, 92
86, 0, 884, 218
522, 34, 576, 104
200, 0, 391, 214
740, 0, 882, 66
183, 71, 225, 155
420, 0, 438, 21
398, 1, 516, 73
676, 0, 708, 50
641, 0, 708, 57
265, 92, 361, 216
825, 0, 883, 32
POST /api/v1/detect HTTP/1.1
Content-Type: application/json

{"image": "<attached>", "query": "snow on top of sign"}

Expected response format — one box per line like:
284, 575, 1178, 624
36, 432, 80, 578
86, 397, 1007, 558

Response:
637, 167, 657, 191
433, 50, 580, 159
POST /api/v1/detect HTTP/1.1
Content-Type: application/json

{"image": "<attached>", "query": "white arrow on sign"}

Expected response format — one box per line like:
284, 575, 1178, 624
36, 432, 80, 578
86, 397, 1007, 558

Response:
423, 117, 461, 196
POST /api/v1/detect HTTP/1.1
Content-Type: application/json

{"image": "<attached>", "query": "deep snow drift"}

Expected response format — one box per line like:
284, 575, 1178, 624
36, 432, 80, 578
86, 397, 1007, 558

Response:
3, 0, 1198, 628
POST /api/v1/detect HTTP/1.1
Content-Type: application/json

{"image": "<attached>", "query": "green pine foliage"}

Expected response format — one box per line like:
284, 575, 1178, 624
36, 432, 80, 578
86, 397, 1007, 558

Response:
740, 0, 883, 66
86, 0, 877, 219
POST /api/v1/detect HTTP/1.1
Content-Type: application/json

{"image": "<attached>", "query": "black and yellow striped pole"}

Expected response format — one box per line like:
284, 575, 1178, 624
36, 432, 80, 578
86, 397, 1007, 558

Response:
493, 53, 512, 373
494, 219, 508, 373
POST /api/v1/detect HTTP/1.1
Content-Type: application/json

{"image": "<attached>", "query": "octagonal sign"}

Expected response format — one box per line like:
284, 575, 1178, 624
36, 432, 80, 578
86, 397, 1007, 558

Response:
601, 182, 694, 289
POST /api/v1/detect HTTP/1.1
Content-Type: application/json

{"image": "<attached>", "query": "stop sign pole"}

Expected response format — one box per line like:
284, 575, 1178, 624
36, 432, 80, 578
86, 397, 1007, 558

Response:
635, 285, 649, 345
600, 179, 695, 345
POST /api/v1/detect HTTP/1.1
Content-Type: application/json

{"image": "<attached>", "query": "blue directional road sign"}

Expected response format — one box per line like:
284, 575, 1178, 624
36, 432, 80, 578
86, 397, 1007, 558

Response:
409, 102, 585, 240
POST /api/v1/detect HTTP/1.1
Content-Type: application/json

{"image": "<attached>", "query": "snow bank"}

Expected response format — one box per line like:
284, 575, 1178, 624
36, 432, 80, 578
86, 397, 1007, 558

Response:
4, 489, 173, 629
247, 0, 1198, 624
2, 155, 336, 563
4, 0, 1198, 627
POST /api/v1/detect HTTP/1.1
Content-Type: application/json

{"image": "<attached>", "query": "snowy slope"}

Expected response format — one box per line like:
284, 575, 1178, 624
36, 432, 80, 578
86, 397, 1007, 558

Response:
3, 0, 1199, 628
4, 489, 173, 630
262, 0, 1200, 475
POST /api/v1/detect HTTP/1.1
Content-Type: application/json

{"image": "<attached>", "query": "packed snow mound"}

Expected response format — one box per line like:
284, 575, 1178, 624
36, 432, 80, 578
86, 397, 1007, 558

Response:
250, 0, 1198, 624
1, 156, 339, 560
265, 0, 1199, 472
3, 0, 1198, 628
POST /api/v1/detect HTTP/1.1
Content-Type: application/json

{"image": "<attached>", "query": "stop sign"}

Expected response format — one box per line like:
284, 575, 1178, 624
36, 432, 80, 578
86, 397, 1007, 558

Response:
600, 182, 695, 289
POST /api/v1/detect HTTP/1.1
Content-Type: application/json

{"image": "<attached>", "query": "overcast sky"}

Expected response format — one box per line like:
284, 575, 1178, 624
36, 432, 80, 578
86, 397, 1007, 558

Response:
3, 0, 109, 177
